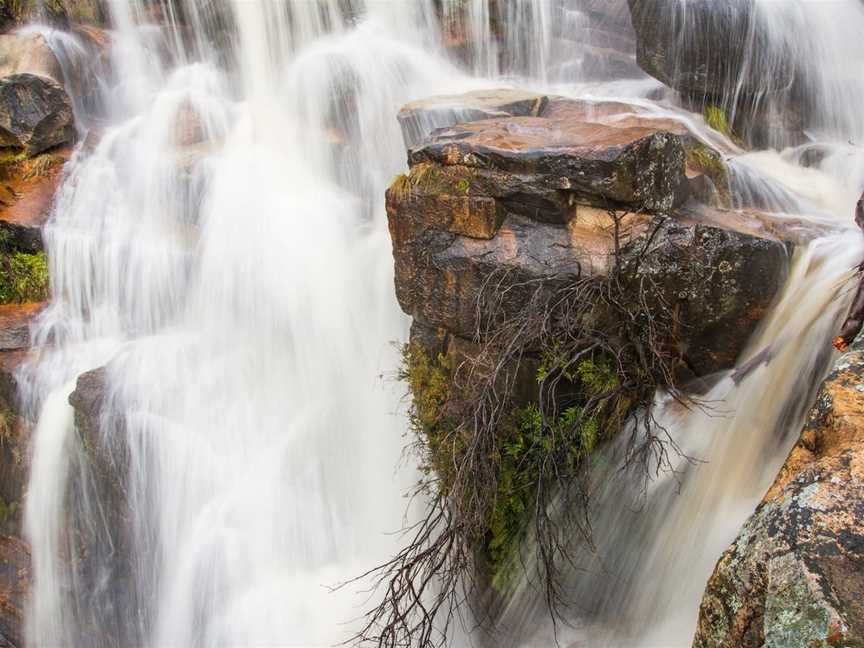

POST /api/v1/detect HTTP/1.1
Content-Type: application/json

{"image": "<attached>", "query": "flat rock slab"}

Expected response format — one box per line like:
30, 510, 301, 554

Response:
398, 88, 550, 148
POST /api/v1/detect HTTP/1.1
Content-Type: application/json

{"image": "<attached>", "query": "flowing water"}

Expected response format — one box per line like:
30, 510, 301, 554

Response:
18, 1, 864, 647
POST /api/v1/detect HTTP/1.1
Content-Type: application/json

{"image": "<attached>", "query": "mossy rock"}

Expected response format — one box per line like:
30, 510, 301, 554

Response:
0, 250, 48, 303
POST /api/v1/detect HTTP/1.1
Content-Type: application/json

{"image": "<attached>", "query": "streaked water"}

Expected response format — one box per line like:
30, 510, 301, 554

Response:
18, 1, 864, 647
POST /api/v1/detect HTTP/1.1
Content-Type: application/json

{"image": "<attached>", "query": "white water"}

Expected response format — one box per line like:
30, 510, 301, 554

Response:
17, 1, 864, 647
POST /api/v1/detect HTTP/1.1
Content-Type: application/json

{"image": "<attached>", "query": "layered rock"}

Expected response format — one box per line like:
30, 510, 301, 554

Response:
0, 303, 43, 536
694, 343, 864, 647
389, 91, 791, 379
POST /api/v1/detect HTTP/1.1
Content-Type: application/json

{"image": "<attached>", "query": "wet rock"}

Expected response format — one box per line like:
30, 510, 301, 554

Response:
693, 344, 864, 647
0, 303, 44, 537
388, 93, 790, 376
0, 146, 71, 252
397, 89, 549, 149
0, 535, 29, 648
0, 33, 64, 85
0, 74, 74, 156
627, 0, 795, 102
67, 366, 145, 647
409, 117, 690, 213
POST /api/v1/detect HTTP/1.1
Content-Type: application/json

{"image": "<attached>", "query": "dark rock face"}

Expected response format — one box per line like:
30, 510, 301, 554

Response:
627, 0, 794, 102
0, 74, 74, 156
66, 366, 144, 648
693, 346, 864, 647
389, 92, 790, 377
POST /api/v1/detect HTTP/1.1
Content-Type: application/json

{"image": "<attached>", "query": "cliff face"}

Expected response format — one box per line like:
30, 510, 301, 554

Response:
694, 341, 864, 648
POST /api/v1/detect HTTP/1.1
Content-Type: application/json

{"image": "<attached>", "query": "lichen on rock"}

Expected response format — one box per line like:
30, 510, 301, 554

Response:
693, 342, 864, 648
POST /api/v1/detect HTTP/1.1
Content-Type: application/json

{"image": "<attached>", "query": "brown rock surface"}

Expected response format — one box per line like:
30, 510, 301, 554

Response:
693, 345, 864, 647
0, 147, 70, 251
388, 93, 791, 376
0, 535, 28, 648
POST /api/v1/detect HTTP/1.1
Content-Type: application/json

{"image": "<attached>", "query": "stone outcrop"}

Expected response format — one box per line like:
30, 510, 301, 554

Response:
0, 73, 74, 156
0, 303, 43, 535
389, 91, 793, 379
693, 343, 864, 647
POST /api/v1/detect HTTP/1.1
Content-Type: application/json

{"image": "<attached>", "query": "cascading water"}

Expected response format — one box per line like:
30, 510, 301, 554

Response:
18, 1, 864, 647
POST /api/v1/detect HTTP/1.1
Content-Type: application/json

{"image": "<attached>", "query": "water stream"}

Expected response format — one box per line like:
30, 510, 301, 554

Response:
19, 1, 864, 647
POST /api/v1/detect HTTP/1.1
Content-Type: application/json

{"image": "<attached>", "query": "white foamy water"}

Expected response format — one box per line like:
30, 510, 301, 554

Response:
18, 1, 864, 647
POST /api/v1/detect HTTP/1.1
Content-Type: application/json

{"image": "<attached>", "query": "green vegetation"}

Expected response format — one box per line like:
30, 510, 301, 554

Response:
388, 162, 475, 202
687, 143, 731, 206
704, 103, 733, 138
402, 338, 632, 589
0, 250, 49, 303
355, 215, 684, 647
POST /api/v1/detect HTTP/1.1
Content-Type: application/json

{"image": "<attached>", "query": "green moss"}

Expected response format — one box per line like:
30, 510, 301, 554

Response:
704, 104, 733, 138
389, 173, 411, 202
400, 343, 468, 491
687, 144, 732, 207
0, 251, 49, 303
389, 162, 475, 203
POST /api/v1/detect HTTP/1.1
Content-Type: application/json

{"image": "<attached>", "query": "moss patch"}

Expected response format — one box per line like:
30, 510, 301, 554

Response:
687, 144, 731, 206
403, 340, 632, 585
0, 250, 48, 303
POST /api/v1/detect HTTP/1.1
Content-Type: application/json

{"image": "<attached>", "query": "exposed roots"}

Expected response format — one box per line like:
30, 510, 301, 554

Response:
347, 212, 696, 648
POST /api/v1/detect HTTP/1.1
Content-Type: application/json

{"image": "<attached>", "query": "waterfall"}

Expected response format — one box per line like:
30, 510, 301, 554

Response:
18, 1, 864, 647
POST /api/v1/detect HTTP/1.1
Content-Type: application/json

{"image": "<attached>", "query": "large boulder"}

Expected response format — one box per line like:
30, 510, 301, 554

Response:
388, 92, 792, 377
0, 73, 74, 155
627, 0, 795, 102
0, 33, 63, 84
693, 343, 864, 647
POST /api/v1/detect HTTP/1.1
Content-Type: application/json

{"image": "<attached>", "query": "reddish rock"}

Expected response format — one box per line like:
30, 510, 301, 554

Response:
694, 346, 864, 647
0, 146, 71, 252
